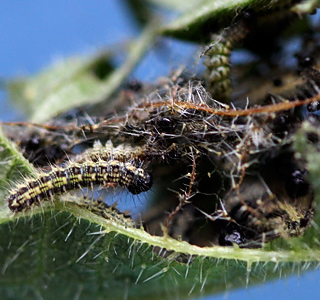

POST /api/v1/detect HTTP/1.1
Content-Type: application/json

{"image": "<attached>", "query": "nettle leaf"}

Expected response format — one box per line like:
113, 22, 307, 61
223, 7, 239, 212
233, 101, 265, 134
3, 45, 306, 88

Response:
147, 0, 200, 12
7, 24, 158, 123
159, 0, 319, 40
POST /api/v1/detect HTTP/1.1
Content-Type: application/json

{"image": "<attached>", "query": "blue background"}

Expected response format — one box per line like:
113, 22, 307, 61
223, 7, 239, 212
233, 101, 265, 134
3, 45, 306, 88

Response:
1, 1, 320, 299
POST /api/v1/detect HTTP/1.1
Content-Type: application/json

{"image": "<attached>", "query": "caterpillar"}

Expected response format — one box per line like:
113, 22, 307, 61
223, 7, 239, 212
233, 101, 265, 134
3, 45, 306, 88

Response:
202, 14, 252, 100
221, 173, 313, 246
66, 197, 135, 228
8, 159, 153, 213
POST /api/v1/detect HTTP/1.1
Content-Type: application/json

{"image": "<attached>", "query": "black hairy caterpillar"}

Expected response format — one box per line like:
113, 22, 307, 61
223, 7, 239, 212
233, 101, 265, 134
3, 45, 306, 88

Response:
8, 159, 152, 212
66, 197, 135, 228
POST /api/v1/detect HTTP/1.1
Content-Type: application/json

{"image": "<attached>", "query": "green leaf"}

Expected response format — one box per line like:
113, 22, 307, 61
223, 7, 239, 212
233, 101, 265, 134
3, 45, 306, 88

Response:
147, 0, 201, 12
158, 0, 265, 39
2, 210, 318, 300
124, 0, 155, 27
294, 122, 320, 226
159, 0, 320, 40
7, 23, 158, 123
